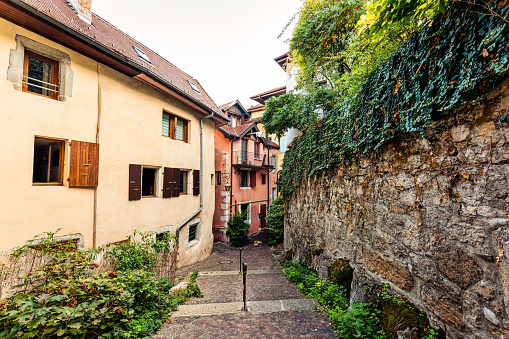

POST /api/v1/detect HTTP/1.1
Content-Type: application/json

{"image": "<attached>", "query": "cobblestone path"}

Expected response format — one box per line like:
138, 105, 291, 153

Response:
155, 231, 337, 338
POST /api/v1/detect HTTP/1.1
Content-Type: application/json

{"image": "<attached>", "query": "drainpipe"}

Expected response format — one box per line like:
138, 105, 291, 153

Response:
175, 110, 215, 247
230, 137, 234, 218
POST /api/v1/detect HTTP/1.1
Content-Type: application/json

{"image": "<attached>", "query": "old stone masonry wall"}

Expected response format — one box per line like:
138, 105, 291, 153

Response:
285, 81, 509, 339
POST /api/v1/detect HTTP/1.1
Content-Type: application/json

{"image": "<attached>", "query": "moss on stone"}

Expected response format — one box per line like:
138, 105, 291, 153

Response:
328, 259, 354, 297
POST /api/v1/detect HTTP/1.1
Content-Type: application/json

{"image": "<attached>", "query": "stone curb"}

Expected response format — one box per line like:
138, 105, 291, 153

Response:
171, 298, 317, 318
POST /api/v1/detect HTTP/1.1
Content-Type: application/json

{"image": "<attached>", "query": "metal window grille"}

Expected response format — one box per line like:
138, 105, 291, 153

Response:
188, 225, 197, 242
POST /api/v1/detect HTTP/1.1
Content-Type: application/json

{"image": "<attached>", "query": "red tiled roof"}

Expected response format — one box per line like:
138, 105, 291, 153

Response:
13, 0, 227, 121
245, 117, 261, 123
261, 137, 279, 149
218, 122, 256, 138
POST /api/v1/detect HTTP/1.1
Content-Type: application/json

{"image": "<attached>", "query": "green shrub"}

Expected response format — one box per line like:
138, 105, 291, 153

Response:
106, 230, 174, 272
226, 211, 249, 247
266, 197, 285, 246
0, 230, 197, 338
330, 302, 386, 339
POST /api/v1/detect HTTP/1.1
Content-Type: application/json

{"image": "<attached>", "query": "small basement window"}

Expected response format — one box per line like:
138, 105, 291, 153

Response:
23, 51, 59, 100
187, 80, 201, 94
188, 224, 197, 242
261, 173, 267, 185
33, 137, 64, 185
133, 46, 151, 63
142, 167, 156, 197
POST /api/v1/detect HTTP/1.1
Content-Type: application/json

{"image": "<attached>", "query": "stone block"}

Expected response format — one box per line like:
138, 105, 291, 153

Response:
421, 286, 463, 328
364, 247, 414, 291
434, 246, 483, 289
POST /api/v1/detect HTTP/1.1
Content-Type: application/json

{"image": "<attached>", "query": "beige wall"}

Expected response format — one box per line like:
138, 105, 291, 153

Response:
0, 18, 215, 267
0, 20, 98, 251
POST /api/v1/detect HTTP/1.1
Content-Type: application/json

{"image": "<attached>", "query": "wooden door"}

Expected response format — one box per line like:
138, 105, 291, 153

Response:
260, 203, 267, 228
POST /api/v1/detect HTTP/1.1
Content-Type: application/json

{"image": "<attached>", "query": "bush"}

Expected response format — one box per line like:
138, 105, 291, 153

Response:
330, 302, 386, 339
226, 211, 249, 247
0, 230, 197, 338
106, 230, 174, 272
266, 197, 285, 246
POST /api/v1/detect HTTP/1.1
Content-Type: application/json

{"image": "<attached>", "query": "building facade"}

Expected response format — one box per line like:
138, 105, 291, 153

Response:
213, 101, 279, 242
0, 0, 228, 267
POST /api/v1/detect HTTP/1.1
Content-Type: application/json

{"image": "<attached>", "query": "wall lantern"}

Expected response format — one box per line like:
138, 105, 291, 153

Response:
219, 172, 231, 192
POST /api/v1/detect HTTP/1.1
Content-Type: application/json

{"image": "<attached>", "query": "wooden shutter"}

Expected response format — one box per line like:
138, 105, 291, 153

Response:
163, 167, 174, 198
193, 170, 200, 196
69, 140, 99, 187
129, 164, 142, 201
172, 168, 181, 197
250, 171, 256, 188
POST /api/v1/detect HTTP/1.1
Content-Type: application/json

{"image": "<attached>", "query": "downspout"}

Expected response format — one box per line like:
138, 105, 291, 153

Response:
229, 137, 234, 218
175, 110, 215, 247
267, 149, 270, 208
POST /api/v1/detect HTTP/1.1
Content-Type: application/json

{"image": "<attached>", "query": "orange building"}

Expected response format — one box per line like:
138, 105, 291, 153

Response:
213, 101, 279, 242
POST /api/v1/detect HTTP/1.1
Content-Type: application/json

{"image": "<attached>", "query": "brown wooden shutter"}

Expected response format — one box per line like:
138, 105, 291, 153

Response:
163, 167, 174, 198
250, 171, 256, 188
129, 164, 142, 201
69, 140, 99, 187
172, 168, 181, 197
193, 169, 200, 196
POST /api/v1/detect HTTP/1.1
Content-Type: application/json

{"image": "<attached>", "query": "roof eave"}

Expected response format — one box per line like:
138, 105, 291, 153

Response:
2, 0, 228, 125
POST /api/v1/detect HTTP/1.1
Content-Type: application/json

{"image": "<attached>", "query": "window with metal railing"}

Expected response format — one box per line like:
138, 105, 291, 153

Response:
23, 51, 59, 100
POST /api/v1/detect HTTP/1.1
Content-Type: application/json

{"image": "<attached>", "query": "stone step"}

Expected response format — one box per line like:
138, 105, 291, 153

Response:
171, 298, 317, 318
198, 269, 283, 276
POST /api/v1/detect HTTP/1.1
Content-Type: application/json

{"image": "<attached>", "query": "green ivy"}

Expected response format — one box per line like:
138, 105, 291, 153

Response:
271, 0, 509, 196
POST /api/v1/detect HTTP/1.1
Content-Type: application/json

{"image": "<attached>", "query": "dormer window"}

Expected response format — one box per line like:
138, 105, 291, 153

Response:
187, 80, 201, 94
133, 46, 151, 64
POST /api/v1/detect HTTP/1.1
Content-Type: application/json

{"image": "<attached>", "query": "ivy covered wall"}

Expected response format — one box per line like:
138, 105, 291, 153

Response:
285, 80, 509, 338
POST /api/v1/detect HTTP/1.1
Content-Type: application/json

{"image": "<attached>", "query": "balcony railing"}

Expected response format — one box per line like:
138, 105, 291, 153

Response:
232, 151, 271, 168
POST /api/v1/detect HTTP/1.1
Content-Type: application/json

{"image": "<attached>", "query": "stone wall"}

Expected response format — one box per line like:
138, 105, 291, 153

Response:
284, 80, 509, 338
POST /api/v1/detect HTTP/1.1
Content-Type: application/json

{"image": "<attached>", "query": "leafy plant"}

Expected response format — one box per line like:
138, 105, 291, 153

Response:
330, 302, 387, 338
106, 230, 175, 272
226, 211, 250, 247
267, 197, 285, 246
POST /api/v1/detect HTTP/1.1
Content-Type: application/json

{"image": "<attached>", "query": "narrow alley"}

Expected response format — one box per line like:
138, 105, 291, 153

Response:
155, 231, 336, 339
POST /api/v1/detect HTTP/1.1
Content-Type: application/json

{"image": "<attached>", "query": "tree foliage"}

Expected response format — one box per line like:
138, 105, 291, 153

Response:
269, 0, 509, 197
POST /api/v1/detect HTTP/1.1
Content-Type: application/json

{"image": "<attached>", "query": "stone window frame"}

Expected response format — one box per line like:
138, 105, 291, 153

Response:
185, 218, 201, 250
26, 233, 84, 250
7, 35, 73, 101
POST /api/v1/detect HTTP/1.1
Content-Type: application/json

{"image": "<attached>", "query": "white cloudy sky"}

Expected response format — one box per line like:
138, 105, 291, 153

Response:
92, 0, 302, 109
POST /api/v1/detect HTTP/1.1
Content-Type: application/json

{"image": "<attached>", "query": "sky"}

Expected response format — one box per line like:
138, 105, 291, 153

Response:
92, 0, 302, 110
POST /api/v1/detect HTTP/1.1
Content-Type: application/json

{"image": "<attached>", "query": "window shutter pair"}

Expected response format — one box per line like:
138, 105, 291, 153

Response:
129, 164, 142, 201
69, 140, 99, 187
250, 171, 256, 188
162, 168, 180, 198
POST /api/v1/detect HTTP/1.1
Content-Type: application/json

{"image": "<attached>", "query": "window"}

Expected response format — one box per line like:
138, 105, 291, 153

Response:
133, 46, 151, 63
33, 137, 64, 185
261, 173, 266, 185
216, 171, 221, 185
254, 143, 260, 158
231, 117, 237, 128
187, 80, 201, 94
240, 203, 250, 223
142, 167, 156, 197
180, 170, 188, 194
156, 231, 171, 242
272, 187, 277, 201
242, 139, 248, 162
271, 154, 277, 167
23, 51, 59, 100
162, 113, 188, 142
241, 171, 249, 188
188, 224, 197, 242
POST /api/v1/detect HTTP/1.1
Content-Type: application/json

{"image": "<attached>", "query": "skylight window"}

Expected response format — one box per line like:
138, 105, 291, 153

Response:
132, 46, 151, 64
187, 80, 201, 94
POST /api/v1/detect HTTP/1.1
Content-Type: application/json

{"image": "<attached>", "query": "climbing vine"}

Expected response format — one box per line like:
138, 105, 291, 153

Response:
269, 0, 509, 196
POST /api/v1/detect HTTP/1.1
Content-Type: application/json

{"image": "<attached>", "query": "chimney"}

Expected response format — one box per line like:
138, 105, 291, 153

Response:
68, 0, 92, 23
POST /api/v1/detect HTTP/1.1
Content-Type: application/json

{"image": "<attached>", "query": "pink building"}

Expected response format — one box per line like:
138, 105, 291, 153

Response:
213, 101, 279, 242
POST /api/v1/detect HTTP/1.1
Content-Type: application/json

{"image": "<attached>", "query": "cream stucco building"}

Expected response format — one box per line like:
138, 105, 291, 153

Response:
0, 0, 228, 267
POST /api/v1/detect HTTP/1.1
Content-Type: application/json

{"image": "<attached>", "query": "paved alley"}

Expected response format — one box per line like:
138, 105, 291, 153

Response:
155, 231, 337, 339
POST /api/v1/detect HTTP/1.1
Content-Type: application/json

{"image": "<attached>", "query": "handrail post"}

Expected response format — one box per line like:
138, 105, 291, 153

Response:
242, 262, 247, 312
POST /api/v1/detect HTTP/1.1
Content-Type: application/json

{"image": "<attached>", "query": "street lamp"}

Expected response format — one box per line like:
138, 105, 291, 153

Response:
219, 172, 231, 191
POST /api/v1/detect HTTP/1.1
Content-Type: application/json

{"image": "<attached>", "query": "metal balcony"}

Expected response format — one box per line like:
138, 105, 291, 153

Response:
232, 151, 273, 169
